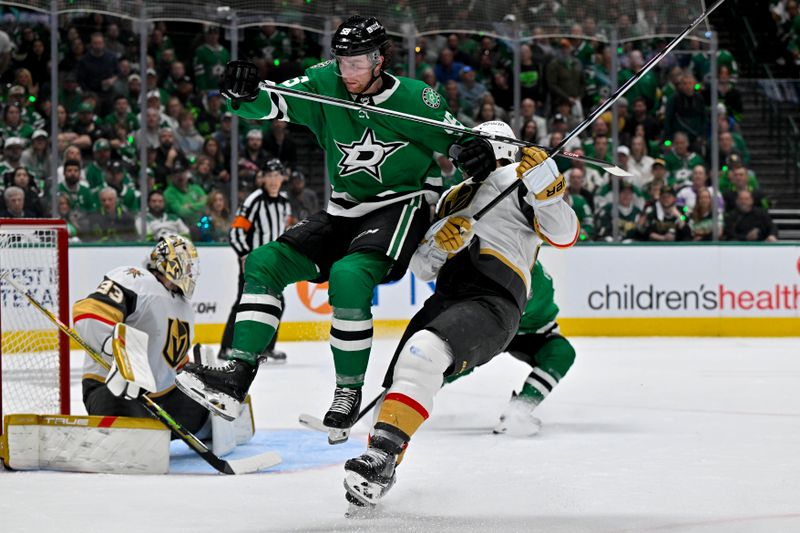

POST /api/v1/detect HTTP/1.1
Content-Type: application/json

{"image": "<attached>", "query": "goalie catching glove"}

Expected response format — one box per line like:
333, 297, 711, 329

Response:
220, 60, 261, 103
516, 147, 566, 207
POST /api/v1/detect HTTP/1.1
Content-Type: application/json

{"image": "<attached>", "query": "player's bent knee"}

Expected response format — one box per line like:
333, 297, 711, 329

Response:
328, 257, 386, 309
542, 336, 576, 379
244, 242, 298, 292
391, 330, 454, 410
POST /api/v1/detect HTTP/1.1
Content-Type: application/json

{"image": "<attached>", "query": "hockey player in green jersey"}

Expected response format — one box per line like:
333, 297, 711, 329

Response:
176, 15, 496, 443
490, 259, 576, 437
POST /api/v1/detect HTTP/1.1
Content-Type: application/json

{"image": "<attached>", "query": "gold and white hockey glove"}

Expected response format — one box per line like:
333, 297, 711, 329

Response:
432, 215, 474, 253
516, 147, 566, 207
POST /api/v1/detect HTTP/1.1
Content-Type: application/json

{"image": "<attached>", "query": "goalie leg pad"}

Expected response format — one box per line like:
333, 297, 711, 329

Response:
1, 414, 170, 474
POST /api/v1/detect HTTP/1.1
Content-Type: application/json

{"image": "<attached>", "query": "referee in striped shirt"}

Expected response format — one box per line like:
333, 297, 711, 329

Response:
221, 159, 294, 362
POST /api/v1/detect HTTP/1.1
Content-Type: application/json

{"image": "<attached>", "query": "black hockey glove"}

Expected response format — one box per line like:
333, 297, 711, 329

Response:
448, 137, 495, 182
220, 60, 261, 106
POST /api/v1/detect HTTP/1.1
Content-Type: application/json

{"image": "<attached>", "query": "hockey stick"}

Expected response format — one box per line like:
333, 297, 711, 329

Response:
298, 390, 384, 433
472, 0, 729, 222
0, 271, 280, 475
260, 83, 629, 177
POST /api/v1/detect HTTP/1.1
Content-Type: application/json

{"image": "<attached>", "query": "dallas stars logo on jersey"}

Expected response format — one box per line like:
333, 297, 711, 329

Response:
335, 129, 407, 183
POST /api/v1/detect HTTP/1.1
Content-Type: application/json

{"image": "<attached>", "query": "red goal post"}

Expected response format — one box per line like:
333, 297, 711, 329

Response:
0, 219, 70, 433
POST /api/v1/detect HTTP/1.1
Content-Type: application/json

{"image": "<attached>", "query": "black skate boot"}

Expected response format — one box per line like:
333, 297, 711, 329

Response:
176, 359, 257, 421
323, 387, 362, 445
257, 349, 287, 365
344, 446, 397, 508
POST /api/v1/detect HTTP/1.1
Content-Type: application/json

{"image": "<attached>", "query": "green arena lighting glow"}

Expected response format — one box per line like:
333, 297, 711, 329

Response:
127, 135, 134, 144
722, 165, 728, 172
28, 95, 36, 103
274, 59, 280, 66
664, 140, 672, 147
694, 83, 701, 90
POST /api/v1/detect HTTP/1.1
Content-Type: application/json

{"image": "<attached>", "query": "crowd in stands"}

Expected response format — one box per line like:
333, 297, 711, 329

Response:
771, 0, 800, 72
0, 8, 780, 243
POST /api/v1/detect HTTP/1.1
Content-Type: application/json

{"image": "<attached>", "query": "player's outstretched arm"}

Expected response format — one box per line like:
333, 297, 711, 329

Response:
517, 147, 580, 248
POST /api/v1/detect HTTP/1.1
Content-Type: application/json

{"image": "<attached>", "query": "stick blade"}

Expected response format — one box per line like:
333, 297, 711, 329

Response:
604, 165, 633, 177
298, 413, 327, 433
224, 451, 282, 474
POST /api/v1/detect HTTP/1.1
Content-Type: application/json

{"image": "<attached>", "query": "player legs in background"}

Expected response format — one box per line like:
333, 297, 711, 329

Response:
494, 327, 576, 436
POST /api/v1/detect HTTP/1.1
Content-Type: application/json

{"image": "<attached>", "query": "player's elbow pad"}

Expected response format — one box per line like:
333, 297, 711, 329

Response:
535, 205, 580, 249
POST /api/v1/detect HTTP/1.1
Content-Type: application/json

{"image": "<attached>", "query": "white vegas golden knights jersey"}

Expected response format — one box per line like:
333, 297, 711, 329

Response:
414, 163, 579, 310
74, 266, 195, 393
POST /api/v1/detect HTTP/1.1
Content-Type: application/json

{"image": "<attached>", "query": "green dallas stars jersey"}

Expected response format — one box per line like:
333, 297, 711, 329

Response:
517, 261, 560, 334
228, 60, 463, 217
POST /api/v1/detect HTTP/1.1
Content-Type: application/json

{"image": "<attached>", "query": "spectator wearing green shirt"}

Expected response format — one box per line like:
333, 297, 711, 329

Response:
20, 129, 50, 183
0, 103, 34, 141
85, 138, 113, 190
595, 181, 644, 242
164, 164, 207, 227
103, 95, 139, 132
0, 137, 26, 178
136, 189, 190, 241
102, 160, 140, 212
663, 132, 705, 189
80, 187, 137, 242
193, 26, 230, 92
58, 159, 96, 214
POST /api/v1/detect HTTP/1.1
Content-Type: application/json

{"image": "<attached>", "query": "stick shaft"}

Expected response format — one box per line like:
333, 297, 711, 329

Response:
264, 83, 624, 173
473, 0, 728, 221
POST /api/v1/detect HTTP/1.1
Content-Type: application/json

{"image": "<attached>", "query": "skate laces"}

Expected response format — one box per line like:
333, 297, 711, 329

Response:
330, 387, 359, 414
364, 447, 390, 465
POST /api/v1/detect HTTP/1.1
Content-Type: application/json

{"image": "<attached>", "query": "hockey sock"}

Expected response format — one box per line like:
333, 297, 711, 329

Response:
327, 251, 392, 388
520, 336, 576, 402
231, 242, 319, 366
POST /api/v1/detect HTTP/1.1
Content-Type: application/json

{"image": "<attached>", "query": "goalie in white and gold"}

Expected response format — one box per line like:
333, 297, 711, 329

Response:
71, 236, 253, 457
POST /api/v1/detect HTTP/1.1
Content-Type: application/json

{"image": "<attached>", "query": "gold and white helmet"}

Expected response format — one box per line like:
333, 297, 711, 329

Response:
147, 235, 199, 298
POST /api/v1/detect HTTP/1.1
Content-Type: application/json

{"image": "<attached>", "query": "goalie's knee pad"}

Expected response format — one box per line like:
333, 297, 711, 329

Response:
389, 329, 454, 415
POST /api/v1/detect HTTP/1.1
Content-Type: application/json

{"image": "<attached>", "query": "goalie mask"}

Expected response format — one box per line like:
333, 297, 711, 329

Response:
147, 235, 199, 298
474, 121, 518, 162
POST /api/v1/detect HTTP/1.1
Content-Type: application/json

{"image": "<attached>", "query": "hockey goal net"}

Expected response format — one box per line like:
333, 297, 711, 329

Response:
0, 219, 70, 432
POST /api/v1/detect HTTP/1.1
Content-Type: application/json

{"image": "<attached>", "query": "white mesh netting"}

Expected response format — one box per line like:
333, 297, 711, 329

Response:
1, 223, 65, 419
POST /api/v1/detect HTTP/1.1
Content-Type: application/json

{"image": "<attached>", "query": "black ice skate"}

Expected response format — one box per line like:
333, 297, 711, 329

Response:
257, 349, 287, 365
176, 360, 257, 421
323, 387, 362, 445
344, 447, 397, 507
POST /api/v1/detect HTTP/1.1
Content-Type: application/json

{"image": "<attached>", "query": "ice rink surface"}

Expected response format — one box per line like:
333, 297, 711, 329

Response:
2, 337, 800, 533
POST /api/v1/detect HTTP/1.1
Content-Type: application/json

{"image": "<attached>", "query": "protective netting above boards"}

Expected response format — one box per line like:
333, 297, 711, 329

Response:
7, 0, 714, 41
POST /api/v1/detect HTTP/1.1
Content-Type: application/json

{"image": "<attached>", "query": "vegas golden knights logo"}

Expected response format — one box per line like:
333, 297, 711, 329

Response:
438, 182, 481, 218
162, 318, 190, 367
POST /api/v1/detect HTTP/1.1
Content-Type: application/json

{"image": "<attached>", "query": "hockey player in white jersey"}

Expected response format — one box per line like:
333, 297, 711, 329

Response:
73, 235, 209, 434
342, 121, 579, 511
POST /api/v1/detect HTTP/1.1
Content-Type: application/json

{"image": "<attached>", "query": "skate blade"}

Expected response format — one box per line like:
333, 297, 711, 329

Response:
327, 427, 350, 445
345, 500, 378, 519
344, 471, 385, 506
492, 415, 542, 437
175, 373, 243, 422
